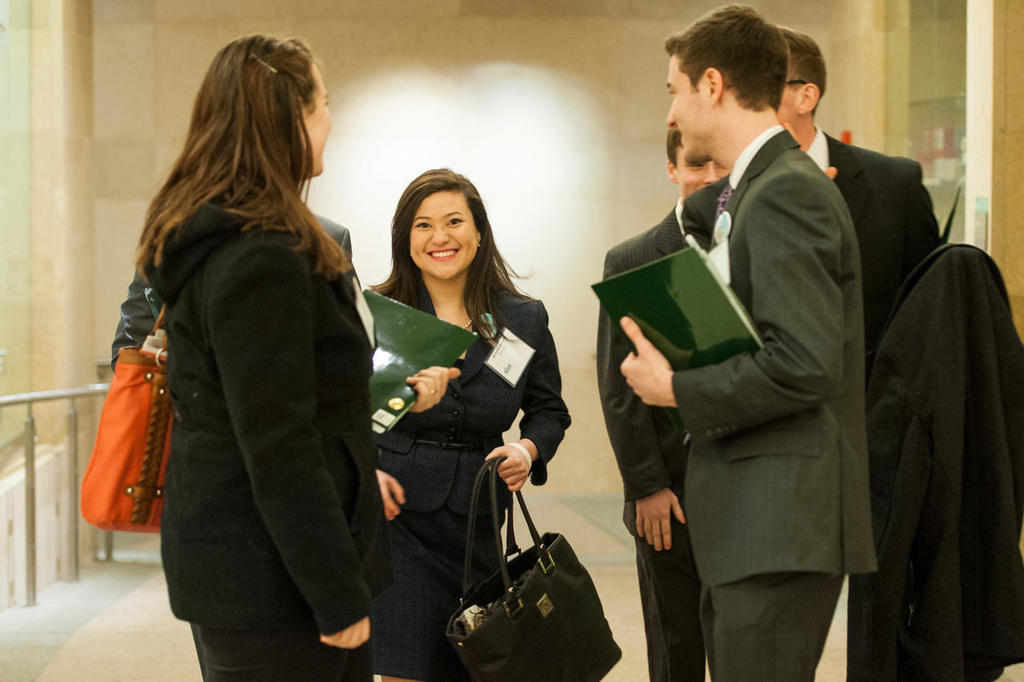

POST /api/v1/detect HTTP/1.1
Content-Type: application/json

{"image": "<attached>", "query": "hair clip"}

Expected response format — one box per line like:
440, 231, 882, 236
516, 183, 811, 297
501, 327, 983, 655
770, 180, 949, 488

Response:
250, 54, 278, 74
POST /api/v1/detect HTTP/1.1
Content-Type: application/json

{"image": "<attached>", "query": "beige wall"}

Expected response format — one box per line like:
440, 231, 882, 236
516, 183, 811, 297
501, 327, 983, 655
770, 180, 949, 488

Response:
993, 0, 1024, 337
90, 0, 834, 495
0, 0, 97, 445
826, 0, 888, 152
0, 0, 100, 586
27, 0, 95, 442
0, 0, 32, 447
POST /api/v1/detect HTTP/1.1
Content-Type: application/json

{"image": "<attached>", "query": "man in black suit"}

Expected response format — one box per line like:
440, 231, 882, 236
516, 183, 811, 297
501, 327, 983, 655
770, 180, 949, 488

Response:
776, 27, 940, 357
620, 7, 876, 680
596, 127, 726, 682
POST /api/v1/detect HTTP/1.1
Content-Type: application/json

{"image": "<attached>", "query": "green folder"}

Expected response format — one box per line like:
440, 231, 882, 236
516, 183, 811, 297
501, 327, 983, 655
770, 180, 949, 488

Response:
365, 290, 477, 433
591, 237, 762, 431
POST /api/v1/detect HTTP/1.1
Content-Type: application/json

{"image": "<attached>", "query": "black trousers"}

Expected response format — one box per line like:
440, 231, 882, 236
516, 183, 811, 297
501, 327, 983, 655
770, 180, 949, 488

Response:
634, 519, 706, 682
190, 623, 372, 682
700, 571, 843, 682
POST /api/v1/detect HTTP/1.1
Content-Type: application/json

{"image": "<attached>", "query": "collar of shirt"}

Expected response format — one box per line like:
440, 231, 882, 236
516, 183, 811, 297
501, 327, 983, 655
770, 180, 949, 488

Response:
806, 125, 830, 172
674, 197, 684, 230
728, 124, 784, 189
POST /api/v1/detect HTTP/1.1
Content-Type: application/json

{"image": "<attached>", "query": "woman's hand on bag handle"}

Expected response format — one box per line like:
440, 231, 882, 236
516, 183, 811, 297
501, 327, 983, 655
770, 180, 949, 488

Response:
407, 365, 461, 413
485, 439, 537, 492
320, 616, 370, 649
376, 469, 405, 521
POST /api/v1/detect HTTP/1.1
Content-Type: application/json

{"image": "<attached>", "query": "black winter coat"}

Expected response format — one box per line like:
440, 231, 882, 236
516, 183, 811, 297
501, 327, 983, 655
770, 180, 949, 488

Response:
151, 203, 388, 635
848, 245, 1024, 681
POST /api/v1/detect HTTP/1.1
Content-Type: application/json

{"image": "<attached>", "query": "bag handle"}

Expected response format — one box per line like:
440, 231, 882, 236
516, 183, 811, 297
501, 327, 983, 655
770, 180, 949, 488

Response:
459, 456, 547, 600
461, 458, 501, 596
152, 305, 166, 334
461, 458, 490, 595
145, 306, 168, 367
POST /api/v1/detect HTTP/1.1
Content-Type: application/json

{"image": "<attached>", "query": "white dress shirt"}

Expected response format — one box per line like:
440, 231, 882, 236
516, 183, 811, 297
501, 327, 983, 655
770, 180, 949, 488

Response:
728, 124, 785, 189
805, 125, 830, 172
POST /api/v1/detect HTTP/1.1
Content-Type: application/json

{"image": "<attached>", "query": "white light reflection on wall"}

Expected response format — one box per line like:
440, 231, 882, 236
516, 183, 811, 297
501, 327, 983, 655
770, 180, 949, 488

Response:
307, 61, 612, 298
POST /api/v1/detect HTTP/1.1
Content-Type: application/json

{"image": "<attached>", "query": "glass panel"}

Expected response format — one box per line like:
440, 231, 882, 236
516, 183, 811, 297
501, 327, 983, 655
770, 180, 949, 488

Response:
905, 0, 967, 241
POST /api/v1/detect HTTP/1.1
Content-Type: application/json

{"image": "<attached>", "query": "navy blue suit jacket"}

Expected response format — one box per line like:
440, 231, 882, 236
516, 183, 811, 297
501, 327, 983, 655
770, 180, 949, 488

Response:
376, 290, 570, 515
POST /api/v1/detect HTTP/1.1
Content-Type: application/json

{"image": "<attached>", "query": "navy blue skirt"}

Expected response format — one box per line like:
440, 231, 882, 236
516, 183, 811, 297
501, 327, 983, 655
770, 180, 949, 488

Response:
371, 503, 501, 681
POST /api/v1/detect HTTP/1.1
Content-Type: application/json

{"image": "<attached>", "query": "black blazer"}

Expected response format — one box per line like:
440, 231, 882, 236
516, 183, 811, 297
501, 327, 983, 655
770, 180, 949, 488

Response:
848, 245, 1024, 681
596, 197, 714, 530
151, 203, 386, 635
377, 290, 570, 515
826, 136, 940, 356
111, 214, 352, 366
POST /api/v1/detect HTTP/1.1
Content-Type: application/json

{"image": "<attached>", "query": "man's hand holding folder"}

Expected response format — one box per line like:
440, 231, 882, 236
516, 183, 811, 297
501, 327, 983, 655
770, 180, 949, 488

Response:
591, 242, 761, 431
620, 317, 677, 407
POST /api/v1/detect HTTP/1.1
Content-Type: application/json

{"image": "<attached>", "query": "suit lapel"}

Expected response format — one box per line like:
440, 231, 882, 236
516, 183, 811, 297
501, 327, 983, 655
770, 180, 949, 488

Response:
826, 135, 869, 228
417, 286, 489, 386
654, 210, 686, 255
726, 130, 801, 219
455, 336, 489, 385
679, 178, 725, 250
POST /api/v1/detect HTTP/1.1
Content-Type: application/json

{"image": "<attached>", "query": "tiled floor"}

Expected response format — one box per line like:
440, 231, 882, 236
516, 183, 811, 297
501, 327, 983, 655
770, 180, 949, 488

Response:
1, 494, 1022, 681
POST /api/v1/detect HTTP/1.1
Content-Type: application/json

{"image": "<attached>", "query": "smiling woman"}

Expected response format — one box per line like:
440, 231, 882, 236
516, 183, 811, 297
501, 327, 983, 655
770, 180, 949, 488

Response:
409, 191, 481, 296
370, 168, 571, 682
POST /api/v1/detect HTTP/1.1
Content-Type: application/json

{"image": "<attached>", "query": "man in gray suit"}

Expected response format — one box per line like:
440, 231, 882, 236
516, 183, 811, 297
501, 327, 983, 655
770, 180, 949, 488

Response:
620, 6, 876, 680
596, 127, 725, 682
110, 214, 351, 366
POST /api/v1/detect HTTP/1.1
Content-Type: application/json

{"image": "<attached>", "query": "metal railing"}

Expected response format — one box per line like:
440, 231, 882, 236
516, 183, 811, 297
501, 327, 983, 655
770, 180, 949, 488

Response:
0, 384, 109, 606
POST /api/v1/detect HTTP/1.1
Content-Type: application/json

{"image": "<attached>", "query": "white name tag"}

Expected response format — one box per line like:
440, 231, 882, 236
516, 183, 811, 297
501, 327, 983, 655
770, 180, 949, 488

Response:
709, 241, 731, 285
484, 329, 535, 387
709, 210, 732, 285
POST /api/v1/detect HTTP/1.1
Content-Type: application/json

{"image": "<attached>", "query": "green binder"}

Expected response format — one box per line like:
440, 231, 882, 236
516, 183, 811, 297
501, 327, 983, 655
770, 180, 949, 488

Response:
365, 291, 477, 433
591, 237, 762, 430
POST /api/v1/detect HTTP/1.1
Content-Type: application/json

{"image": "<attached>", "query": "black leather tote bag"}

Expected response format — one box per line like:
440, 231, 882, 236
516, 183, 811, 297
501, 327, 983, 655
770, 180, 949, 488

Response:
445, 457, 621, 681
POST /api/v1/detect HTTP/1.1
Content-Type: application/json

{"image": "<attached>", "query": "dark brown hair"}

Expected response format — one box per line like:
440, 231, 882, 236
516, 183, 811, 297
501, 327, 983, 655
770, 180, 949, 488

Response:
664, 4, 787, 112
374, 169, 523, 344
779, 26, 827, 112
136, 34, 348, 278
666, 127, 683, 164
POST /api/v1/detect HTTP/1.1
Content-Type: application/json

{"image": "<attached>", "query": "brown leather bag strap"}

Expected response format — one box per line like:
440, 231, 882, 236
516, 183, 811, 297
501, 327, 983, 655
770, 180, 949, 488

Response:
127, 360, 171, 524
152, 305, 166, 334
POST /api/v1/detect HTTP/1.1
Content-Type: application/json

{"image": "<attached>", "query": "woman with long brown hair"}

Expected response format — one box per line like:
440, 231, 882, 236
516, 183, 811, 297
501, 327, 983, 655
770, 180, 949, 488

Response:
372, 169, 571, 682
136, 35, 452, 681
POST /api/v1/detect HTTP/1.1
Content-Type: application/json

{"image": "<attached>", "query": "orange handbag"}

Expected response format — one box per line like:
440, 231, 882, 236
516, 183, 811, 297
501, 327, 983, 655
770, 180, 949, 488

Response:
81, 322, 171, 532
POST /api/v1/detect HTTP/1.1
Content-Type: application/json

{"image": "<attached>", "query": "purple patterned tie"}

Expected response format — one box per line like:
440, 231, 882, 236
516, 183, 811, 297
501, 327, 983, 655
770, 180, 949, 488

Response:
714, 183, 734, 221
